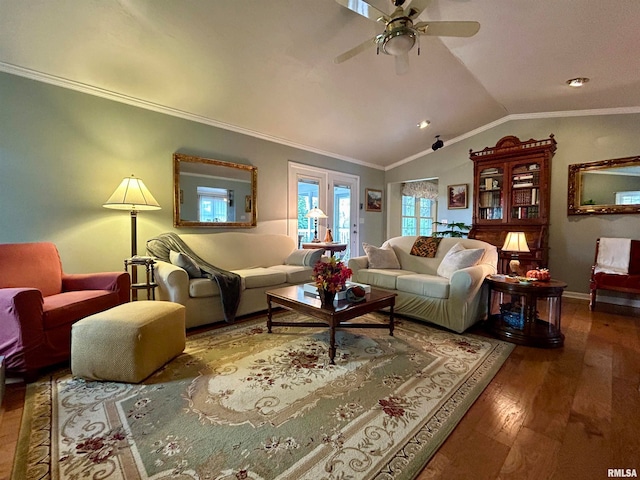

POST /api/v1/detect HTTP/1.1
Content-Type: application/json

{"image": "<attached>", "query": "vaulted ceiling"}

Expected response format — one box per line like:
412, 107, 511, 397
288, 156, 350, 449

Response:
1, 0, 639, 169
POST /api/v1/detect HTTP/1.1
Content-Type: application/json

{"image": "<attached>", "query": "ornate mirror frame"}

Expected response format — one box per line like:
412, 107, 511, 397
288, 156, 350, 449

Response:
568, 155, 640, 215
173, 153, 257, 227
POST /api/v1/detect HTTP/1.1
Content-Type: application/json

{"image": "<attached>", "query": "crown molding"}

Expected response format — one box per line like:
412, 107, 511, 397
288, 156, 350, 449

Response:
2, 61, 638, 173
386, 106, 640, 171
0, 62, 384, 171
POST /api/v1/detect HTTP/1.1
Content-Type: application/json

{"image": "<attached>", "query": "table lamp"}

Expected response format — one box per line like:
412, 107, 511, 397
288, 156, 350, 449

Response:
501, 231, 530, 276
305, 207, 327, 243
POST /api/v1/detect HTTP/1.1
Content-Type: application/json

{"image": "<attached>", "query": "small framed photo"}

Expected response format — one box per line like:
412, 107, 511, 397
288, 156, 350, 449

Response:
447, 184, 468, 209
365, 188, 383, 212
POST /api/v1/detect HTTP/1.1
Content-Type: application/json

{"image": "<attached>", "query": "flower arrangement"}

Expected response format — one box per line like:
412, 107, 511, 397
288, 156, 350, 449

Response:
312, 256, 352, 294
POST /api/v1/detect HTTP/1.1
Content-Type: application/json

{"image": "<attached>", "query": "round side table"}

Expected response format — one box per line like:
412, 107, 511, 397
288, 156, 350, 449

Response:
485, 275, 566, 348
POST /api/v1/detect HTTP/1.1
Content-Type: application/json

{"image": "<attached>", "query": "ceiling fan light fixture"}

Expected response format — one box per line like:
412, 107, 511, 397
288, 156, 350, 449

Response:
417, 120, 430, 129
566, 77, 589, 88
382, 29, 416, 55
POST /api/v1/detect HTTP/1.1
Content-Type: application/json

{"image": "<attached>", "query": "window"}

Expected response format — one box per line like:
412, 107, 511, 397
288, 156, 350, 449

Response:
297, 179, 320, 244
402, 196, 435, 236
198, 187, 229, 222
615, 191, 640, 205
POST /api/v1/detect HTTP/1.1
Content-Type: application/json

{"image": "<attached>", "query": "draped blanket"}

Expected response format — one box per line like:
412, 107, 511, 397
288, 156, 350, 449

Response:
146, 232, 241, 322
594, 237, 631, 275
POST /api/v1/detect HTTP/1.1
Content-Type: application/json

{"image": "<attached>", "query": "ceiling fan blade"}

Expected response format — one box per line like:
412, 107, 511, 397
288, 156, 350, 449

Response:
395, 53, 410, 75
406, 0, 432, 19
334, 36, 378, 64
335, 0, 389, 23
415, 21, 481, 37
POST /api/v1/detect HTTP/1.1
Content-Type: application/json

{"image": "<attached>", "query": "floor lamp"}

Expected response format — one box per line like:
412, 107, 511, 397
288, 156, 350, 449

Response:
306, 207, 327, 243
104, 175, 161, 296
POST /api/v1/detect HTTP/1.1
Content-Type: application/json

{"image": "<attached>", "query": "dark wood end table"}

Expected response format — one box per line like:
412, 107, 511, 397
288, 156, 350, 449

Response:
301, 242, 348, 256
266, 285, 396, 364
485, 276, 567, 348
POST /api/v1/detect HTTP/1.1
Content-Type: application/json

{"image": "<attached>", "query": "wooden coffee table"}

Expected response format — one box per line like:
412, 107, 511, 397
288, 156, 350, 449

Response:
266, 285, 396, 364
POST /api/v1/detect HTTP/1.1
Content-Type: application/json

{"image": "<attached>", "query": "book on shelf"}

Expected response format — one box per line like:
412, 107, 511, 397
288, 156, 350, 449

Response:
512, 206, 539, 219
512, 182, 534, 188
480, 191, 502, 208
513, 173, 534, 181
512, 188, 532, 206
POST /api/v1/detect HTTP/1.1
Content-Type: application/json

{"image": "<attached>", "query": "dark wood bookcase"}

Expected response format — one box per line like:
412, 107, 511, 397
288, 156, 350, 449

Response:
468, 135, 557, 273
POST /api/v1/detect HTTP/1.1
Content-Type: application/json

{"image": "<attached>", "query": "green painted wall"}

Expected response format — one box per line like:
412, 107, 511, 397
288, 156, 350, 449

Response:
3, 70, 639, 298
0, 72, 384, 274
386, 114, 640, 295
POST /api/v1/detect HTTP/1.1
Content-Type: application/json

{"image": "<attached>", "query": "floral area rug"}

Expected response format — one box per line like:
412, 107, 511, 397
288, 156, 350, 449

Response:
13, 312, 513, 480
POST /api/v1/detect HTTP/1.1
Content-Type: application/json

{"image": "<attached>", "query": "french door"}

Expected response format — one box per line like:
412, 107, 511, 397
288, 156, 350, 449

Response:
288, 163, 359, 260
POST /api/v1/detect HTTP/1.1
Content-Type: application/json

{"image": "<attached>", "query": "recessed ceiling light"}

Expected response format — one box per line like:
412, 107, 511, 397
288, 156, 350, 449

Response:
566, 77, 589, 88
417, 120, 430, 129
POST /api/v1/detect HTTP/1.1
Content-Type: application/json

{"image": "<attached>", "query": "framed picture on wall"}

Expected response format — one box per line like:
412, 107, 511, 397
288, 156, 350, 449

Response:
365, 188, 383, 212
447, 184, 468, 209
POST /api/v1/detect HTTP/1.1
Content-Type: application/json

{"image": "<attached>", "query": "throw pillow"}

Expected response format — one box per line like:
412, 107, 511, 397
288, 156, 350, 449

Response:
363, 243, 401, 269
169, 250, 202, 278
436, 242, 484, 279
285, 249, 324, 267
410, 236, 442, 258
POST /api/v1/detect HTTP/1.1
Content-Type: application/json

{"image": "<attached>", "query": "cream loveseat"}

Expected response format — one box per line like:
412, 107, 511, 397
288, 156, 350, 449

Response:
149, 233, 321, 329
348, 236, 498, 333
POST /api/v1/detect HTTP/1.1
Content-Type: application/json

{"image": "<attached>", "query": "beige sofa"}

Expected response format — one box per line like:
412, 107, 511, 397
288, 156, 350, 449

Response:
151, 233, 320, 328
348, 236, 498, 333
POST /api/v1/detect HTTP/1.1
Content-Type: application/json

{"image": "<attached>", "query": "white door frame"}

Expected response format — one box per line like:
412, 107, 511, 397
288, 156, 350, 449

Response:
288, 162, 360, 255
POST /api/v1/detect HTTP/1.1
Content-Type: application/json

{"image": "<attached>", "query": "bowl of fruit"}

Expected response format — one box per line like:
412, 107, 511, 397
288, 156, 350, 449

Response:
526, 268, 551, 281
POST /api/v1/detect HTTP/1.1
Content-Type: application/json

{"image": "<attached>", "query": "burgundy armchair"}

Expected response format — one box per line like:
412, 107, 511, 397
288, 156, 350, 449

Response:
0, 242, 130, 376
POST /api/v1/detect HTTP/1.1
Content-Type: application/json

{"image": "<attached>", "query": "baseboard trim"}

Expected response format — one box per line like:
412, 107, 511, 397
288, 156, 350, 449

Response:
563, 290, 640, 308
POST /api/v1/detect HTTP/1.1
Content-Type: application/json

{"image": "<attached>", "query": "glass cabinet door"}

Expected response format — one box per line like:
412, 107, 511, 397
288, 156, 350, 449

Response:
510, 162, 541, 221
478, 166, 504, 220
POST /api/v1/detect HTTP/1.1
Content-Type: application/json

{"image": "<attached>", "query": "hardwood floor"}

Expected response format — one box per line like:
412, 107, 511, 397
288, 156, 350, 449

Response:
1, 298, 638, 480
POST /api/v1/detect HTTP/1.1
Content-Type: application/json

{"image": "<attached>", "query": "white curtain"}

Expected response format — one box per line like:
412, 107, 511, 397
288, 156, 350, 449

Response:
402, 181, 438, 200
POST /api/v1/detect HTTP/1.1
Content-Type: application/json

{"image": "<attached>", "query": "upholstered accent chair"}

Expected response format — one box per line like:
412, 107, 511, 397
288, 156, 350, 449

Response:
0, 242, 130, 376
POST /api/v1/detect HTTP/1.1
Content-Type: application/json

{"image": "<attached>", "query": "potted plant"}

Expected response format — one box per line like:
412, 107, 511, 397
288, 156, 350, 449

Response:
433, 221, 471, 238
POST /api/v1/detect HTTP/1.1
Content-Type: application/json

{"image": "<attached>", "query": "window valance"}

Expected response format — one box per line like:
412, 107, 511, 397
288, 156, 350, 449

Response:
402, 181, 438, 200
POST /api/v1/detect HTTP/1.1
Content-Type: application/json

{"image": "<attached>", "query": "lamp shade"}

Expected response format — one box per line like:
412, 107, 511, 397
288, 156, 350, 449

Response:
305, 207, 327, 219
103, 175, 161, 211
502, 232, 530, 253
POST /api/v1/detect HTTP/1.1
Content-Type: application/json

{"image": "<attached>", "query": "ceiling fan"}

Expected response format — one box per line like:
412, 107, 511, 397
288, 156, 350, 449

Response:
334, 0, 480, 75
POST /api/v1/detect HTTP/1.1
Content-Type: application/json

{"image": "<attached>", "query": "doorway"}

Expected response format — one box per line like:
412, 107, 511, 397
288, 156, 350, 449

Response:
288, 163, 359, 260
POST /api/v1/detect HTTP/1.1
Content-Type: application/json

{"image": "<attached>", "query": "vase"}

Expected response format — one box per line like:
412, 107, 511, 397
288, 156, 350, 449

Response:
318, 288, 336, 307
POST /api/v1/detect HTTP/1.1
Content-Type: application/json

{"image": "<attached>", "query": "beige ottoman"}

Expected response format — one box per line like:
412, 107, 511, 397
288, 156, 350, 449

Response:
71, 301, 186, 383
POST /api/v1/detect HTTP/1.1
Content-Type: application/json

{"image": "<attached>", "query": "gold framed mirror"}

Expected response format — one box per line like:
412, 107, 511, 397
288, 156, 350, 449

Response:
173, 153, 257, 227
568, 155, 640, 215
